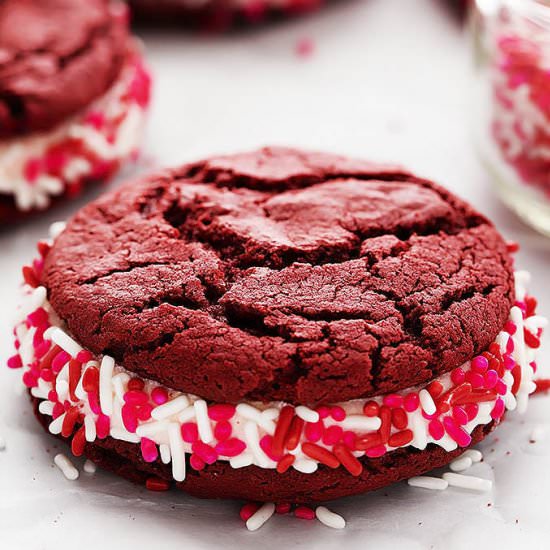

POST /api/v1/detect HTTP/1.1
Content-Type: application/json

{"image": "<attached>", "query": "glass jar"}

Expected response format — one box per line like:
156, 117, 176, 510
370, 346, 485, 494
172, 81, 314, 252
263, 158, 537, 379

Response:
472, 0, 550, 235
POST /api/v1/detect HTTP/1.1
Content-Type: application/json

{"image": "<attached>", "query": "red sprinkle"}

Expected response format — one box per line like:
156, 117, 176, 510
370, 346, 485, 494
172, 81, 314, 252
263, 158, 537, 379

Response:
378, 406, 392, 444
355, 433, 382, 451
240, 502, 260, 522
301, 443, 340, 468
533, 378, 550, 394
388, 429, 414, 447
127, 378, 145, 392
304, 420, 324, 443
61, 406, 79, 437
330, 406, 346, 421
391, 408, 408, 430
146, 477, 170, 492
272, 405, 294, 456
71, 426, 86, 457
333, 443, 363, 476
276, 502, 292, 514
428, 419, 445, 440
294, 506, 316, 520
276, 454, 295, 474
363, 400, 380, 417
285, 416, 304, 451
403, 393, 419, 412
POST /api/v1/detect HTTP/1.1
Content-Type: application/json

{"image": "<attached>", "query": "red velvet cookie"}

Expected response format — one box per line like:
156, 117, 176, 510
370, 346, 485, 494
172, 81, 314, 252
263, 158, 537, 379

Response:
9, 147, 545, 504
127, 0, 326, 31
0, 0, 151, 221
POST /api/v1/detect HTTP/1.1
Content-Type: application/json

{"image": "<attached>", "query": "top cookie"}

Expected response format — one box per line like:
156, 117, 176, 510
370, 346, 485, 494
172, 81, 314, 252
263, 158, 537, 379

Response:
42, 147, 515, 405
0, 0, 128, 137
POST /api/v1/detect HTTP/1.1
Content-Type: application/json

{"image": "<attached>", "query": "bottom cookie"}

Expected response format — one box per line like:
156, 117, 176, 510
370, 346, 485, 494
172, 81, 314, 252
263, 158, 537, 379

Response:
33, 395, 495, 503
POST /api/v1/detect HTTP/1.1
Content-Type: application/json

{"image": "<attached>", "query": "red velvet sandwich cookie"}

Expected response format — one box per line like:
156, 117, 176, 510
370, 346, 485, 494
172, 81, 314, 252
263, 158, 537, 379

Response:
8, 147, 546, 504
0, 0, 151, 222
127, 0, 325, 31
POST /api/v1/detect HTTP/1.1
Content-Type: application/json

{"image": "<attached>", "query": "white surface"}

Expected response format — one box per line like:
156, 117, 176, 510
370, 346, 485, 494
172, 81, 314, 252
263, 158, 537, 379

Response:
2, 0, 550, 548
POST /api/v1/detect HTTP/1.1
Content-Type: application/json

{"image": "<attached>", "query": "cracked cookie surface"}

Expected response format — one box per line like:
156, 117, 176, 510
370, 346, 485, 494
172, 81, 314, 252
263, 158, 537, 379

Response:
0, 0, 128, 137
42, 147, 515, 405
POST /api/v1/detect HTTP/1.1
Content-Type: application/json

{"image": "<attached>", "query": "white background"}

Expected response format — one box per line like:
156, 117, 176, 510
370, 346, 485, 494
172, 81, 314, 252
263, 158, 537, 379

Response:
2, 0, 550, 548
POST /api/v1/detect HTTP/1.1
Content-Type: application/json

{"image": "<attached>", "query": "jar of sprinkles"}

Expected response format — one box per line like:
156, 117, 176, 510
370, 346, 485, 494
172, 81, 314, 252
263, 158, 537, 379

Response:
472, 0, 550, 235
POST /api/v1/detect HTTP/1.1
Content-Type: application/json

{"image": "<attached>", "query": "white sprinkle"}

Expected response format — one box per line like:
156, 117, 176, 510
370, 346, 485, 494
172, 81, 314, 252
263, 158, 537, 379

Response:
524, 315, 548, 331
261, 408, 279, 421
244, 421, 271, 468
84, 416, 97, 442
49, 221, 67, 240
410, 411, 428, 450
83, 460, 97, 474
408, 476, 449, 490
30, 384, 50, 400
315, 506, 346, 529
151, 395, 190, 421
112, 373, 130, 402
462, 449, 483, 463
48, 413, 65, 435
159, 444, 171, 464
110, 428, 140, 443
419, 389, 436, 415
293, 458, 318, 474
295, 405, 320, 423
450, 456, 473, 472
74, 372, 87, 400
257, 416, 277, 436
0, 436, 5, 451
340, 414, 382, 432
229, 453, 254, 469
176, 406, 196, 423
54, 453, 79, 481
49, 327, 83, 358
99, 355, 115, 415
168, 423, 186, 482
136, 421, 170, 439
246, 503, 275, 532
443, 472, 492, 492
56, 380, 69, 402
38, 401, 55, 416
194, 399, 214, 443
530, 425, 546, 443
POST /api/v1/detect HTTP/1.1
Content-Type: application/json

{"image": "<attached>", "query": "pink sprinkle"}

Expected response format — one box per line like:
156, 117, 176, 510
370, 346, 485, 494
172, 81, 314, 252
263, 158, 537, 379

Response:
504, 356, 516, 370
504, 320, 517, 335
180, 422, 198, 443
322, 425, 343, 446
491, 398, 506, 420
27, 308, 48, 327
452, 406, 469, 426
208, 404, 236, 421
215, 438, 246, 457
316, 406, 330, 419
22, 371, 37, 388
88, 391, 101, 414
121, 404, 138, 433
294, 506, 316, 520
7, 355, 22, 369
484, 369, 499, 389
96, 414, 110, 439
48, 389, 58, 402
342, 430, 356, 449
428, 419, 445, 440
51, 351, 71, 373
140, 438, 158, 463
40, 368, 53, 382
467, 371, 485, 390
366, 445, 387, 458
136, 403, 153, 421
471, 356, 489, 373
330, 406, 346, 421
295, 38, 315, 59
191, 441, 218, 464
506, 337, 515, 354
214, 420, 232, 441
24, 158, 42, 182
305, 420, 324, 442
276, 502, 292, 514
443, 416, 472, 447
260, 435, 282, 461
190, 454, 206, 471
240, 502, 260, 522
495, 380, 507, 395
451, 368, 466, 385
84, 111, 105, 130
403, 392, 420, 412
464, 403, 479, 421
151, 387, 168, 405
383, 394, 404, 408
123, 390, 149, 406
34, 340, 51, 359
52, 403, 65, 419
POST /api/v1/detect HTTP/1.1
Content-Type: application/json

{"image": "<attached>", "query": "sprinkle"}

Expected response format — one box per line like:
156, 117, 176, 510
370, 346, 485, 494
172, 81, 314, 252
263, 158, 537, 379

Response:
315, 506, 346, 529
48, 327, 83, 358
462, 449, 483, 463
272, 405, 294, 456
240, 502, 260, 521
38, 401, 55, 416
54, 453, 79, 481
276, 502, 292, 514
244, 421, 271, 468
333, 443, 363, 476
407, 476, 448, 490
293, 458, 318, 473
229, 453, 254, 469
340, 414, 382, 432
194, 399, 214, 443
151, 395, 190, 421
294, 506, 316, 520
442, 472, 492, 492
246, 502, 275, 532
146, 477, 170, 491
110, 428, 140, 443
301, 443, 340, 468
450, 455, 473, 472
136, 420, 170, 439
99, 355, 115, 415
295, 405, 320, 423
168, 423, 186, 482
49, 221, 66, 240
419, 389, 437, 415
159, 444, 171, 464
84, 415, 97, 442
276, 454, 295, 473
48, 413, 65, 435
83, 460, 97, 474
